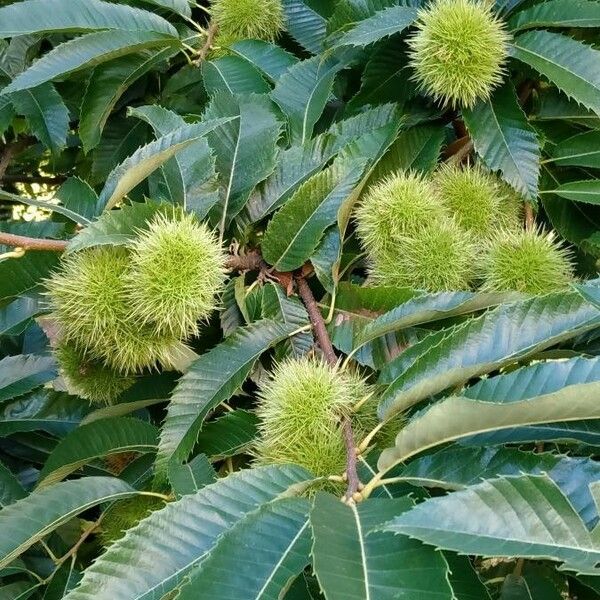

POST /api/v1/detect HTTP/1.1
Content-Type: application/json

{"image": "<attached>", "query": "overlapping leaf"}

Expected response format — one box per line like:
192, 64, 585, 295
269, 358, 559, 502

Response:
509, 0, 600, 31
156, 320, 298, 477
0, 355, 57, 403
509, 31, 600, 116
378, 291, 600, 419
0, 477, 138, 568
38, 417, 158, 486
463, 82, 540, 199
177, 498, 311, 599
64, 465, 312, 600
382, 475, 600, 575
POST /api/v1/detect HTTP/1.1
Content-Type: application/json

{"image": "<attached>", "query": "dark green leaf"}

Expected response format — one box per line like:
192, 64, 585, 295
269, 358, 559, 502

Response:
0, 355, 57, 403
0, 460, 25, 508
195, 410, 258, 460
281, 0, 327, 54
509, 31, 600, 116
38, 417, 158, 486
509, 0, 600, 31
550, 130, 600, 168
0, 477, 138, 568
463, 82, 540, 199
177, 498, 311, 600
202, 56, 270, 95
167, 454, 217, 499
64, 465, 312, 600
311, 493, 453, 600
156, 320, 298, 477
231, 39, 298, 82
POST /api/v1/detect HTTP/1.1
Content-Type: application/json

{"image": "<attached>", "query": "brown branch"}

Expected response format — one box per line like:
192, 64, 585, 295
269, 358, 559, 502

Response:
524, 203, 535, 230
295, 273, 361, 501
443, 135, 473, 164
0, 231, 67, 251
196, 21, 218, 64
225, 249, 265, 272
295, 275, 337, 366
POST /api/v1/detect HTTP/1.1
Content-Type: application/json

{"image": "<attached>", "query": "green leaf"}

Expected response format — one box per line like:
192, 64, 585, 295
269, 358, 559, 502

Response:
509, 31, 600, 116
0, 188, 88, 225
445, 553, 492, 600
371, 124, 446, 178
156, 320, 298, 477
247, 103, 397, 222
543, 180, 600, 204
0, 389, 92, 437
463, 82, 540, 199
378, 378, 600, 471
382, 474, 600, 575
0, 460, 25, 508
66, 200, 165, 252
0, 476, 138, 569
348, 38, 410, 110
262, 157, 366, 271
177, 497, 311, 599
167, 454, 217, 498
97, 118, 231, 211
401, 445, 600, 527
0, 581, 38, 599
230, 39, 298, 82
0, 296, 43, 336
128, 105, 219, 218
259, 283, 313, 357
9, 83, 69, 154
532, 87, 600, 127
271, 56, 342, 144
378, 291, 600, 419
0, 0, 177, 37
202, 56, 270, 95
0, 355, 57, 403
138, 0, 191, 18
64, 465, 312, 600
333, 4, 417, 48
0, 253, 61, 300
79, 50, 175, 153
203, 92, 281, 227
38, 417, 158, 486
550, 130, 600, 168
356, 291, 515, 348
311, 492, 453, 600
509, 0, 600, 31
2, 31, 179, 95
281, 0, 327, 54
195, 410, 258, 460
54, 177, 100, 222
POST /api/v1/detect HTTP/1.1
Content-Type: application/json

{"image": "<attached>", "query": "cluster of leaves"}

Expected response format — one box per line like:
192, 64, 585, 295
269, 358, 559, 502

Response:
0, 0, 599, 599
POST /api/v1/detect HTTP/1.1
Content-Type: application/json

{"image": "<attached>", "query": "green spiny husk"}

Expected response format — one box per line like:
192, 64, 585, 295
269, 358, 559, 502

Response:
409, 0, 509, 107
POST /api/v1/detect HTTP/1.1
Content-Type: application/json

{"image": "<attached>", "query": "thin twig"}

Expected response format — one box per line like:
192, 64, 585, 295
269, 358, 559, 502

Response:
0, 231, 67, 251
195, 21, 218, 64
524, 203, 535, 230
295, 275, 337, 366
295, 274, 361, 502
225, 249, 265, 272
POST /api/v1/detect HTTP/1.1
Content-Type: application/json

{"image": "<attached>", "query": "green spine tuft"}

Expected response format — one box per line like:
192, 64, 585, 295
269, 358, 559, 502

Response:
408, 0, 509, 107
46, 246, 182, 375
210, 0, 285, 42
355, 171, 447, 262
479, 228, 575, 294
56, 342, 134, 405
126, 210, 227, 339
433, 164, 521, 235
99, 495, 166, 546
373, 219, 476, 291
254, 357, 372, 481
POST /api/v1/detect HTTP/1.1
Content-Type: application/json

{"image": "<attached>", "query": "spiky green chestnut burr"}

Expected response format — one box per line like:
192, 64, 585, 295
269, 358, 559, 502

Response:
210, 0, 284, 42
433, 164, 521, 235
355, 171, 447, 261
46, 246, 131, 345
56, 342, 134, 405
373, 220, 476, 291
99, 496, 165, 546
254, 358, 372, 480
45, 246, 181, 374
126, 211, 227, 339
479, 228, 575, 294
408, 0, 509, 107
